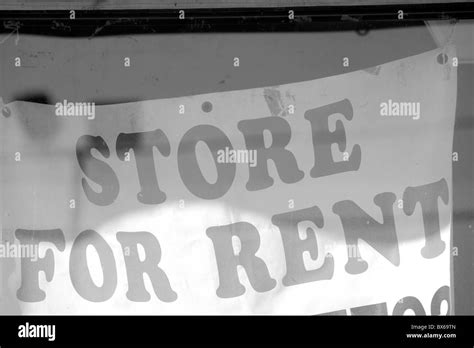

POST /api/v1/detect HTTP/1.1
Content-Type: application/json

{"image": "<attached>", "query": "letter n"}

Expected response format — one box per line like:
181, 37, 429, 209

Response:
332, 192, 399, 274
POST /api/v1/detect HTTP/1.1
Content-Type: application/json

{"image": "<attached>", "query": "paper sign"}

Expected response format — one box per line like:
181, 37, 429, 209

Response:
0, 46, 456, 314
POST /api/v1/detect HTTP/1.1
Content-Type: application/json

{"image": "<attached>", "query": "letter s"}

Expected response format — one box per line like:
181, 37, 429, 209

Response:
76, 135, 119, 206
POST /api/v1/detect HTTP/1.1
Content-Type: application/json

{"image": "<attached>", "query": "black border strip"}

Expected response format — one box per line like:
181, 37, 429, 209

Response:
0, 315, 472, 345
0, 3, 473, 36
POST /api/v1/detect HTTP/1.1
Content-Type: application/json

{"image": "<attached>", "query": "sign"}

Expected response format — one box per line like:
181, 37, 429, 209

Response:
0, 46, 457, 314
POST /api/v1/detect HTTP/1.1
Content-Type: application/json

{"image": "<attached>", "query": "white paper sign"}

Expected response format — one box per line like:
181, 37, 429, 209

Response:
0, 46, 456, 315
